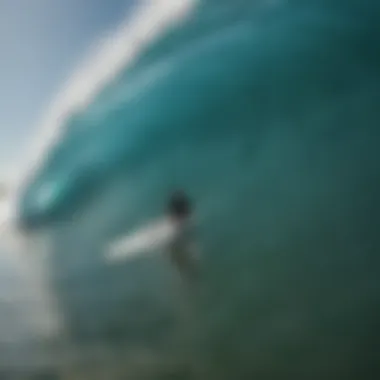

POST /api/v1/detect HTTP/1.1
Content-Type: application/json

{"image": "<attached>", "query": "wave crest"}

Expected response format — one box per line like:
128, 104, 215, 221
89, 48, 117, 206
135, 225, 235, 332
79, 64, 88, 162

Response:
19, 0, 197, 190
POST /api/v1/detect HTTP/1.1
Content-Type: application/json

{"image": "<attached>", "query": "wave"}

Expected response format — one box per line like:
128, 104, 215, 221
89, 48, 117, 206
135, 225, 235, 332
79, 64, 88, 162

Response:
16, 0, 380, 378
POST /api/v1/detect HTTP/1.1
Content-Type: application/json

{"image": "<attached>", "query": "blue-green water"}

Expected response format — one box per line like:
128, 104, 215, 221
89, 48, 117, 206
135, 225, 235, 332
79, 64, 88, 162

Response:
18, 0, 380, 378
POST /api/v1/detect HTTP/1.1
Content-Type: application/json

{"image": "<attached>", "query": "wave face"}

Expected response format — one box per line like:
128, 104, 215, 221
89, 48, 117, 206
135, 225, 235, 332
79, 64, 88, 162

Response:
18, 0, 380, 378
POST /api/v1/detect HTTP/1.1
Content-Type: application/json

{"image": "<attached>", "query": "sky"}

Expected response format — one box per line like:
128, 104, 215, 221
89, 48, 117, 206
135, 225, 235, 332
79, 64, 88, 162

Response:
0, 0, 135, 180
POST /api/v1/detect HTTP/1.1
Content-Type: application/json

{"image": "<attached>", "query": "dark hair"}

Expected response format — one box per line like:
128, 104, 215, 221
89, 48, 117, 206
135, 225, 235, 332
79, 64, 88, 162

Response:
167, 190, 191, 218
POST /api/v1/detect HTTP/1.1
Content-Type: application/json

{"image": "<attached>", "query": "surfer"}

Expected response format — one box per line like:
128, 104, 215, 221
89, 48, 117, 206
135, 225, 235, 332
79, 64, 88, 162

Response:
166, 190, 199, 281
105, 190, 200, 282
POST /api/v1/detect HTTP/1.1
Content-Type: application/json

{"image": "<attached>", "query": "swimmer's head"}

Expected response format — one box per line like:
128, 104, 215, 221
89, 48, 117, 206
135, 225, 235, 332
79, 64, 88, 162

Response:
167, 190, 191, 220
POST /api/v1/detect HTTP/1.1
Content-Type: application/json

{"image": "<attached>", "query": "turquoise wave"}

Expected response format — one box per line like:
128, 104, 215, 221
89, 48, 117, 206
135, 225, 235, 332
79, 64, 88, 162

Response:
19, 0, 380, 378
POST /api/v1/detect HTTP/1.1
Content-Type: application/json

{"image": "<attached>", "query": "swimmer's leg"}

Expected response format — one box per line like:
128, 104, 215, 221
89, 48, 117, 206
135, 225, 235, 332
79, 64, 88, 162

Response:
169, 243, 200, 282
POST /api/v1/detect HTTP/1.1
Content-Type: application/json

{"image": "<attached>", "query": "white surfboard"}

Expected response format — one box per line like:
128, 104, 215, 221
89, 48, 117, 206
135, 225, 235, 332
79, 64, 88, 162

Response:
106, 217, 178, 263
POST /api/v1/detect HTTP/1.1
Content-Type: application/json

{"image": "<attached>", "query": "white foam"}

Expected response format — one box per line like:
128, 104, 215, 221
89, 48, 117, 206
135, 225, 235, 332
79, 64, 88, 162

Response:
0, 180, 63, 340
0, 217, 64, 342
19, 0, 197, 190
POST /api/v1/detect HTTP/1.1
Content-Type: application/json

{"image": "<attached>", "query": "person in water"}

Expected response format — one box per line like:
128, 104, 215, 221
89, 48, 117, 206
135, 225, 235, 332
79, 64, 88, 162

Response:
167, 190, 199, 281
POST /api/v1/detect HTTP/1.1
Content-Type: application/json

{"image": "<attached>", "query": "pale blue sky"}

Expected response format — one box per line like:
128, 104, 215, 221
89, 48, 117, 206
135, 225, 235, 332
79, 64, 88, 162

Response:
0, 0, 134, 177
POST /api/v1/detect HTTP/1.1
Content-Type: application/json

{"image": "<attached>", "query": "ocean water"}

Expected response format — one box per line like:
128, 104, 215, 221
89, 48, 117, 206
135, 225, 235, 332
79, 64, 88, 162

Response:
15, 0, 380, 378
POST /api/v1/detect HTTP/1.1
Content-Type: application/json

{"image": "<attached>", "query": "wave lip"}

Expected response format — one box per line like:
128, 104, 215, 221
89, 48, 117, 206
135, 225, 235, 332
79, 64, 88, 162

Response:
17, 0, 196, 231
19, 0, 196, 188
